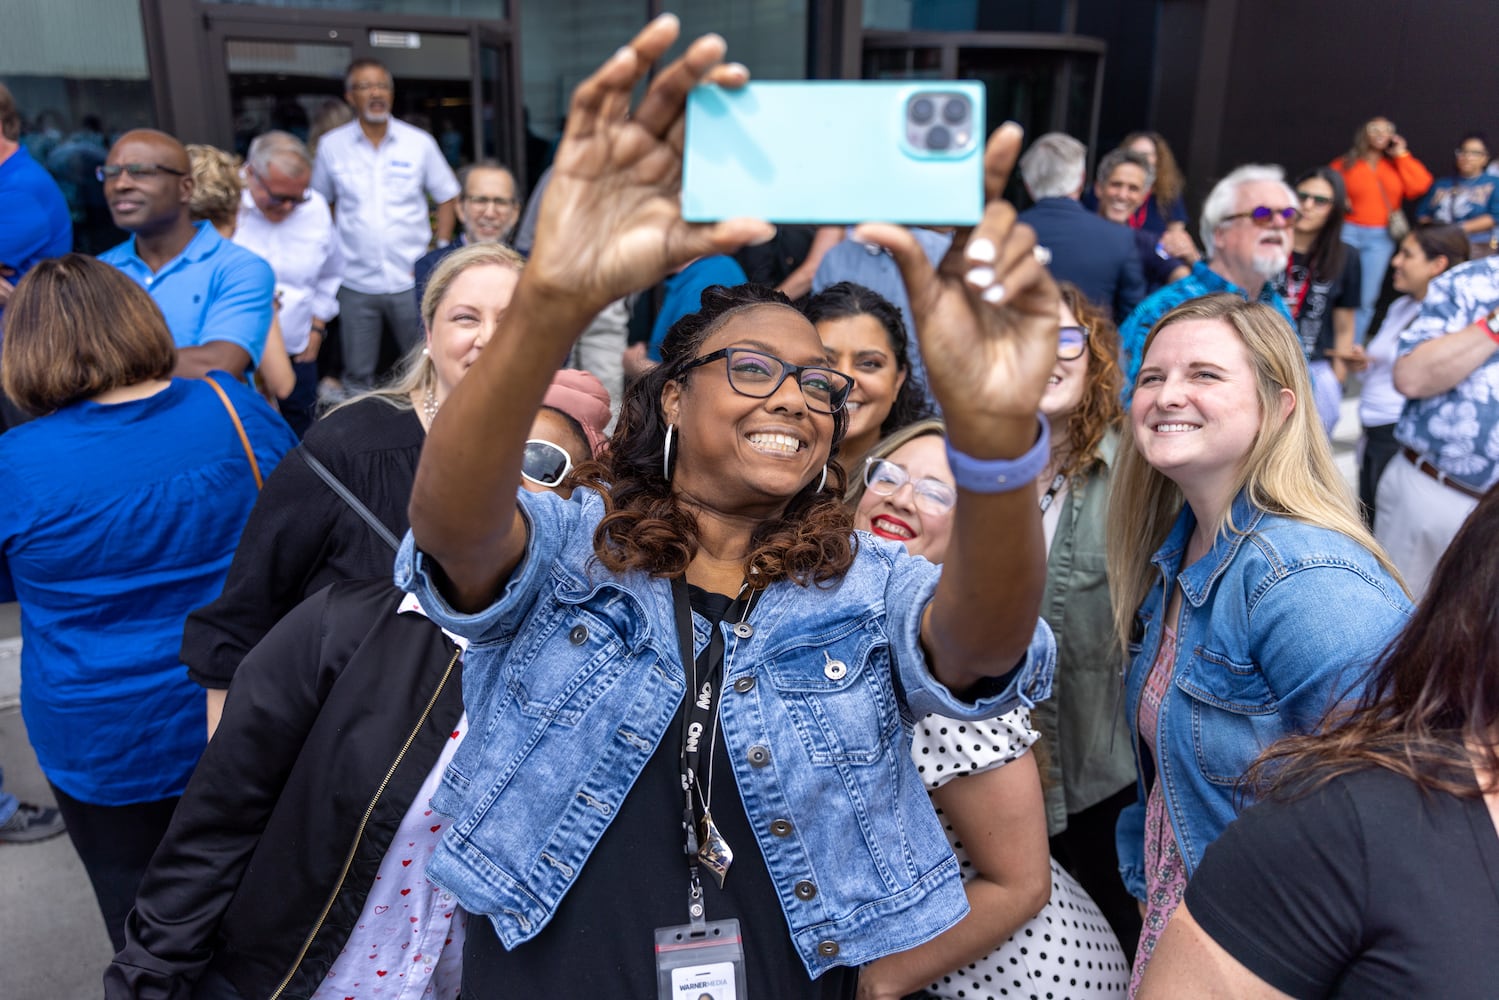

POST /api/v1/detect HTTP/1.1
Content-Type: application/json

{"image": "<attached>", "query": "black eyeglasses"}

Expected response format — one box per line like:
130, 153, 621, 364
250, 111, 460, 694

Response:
1058, 324, 1089, 361
862, 457, 957, 515
521, 439, 574, 488
95, 163, 187, 182
1456, 147, 1490, 159
1296, 191, 1334, 207
1222, 205, 1300, 227
249, 169, 311, 208
677, 348, 853, 414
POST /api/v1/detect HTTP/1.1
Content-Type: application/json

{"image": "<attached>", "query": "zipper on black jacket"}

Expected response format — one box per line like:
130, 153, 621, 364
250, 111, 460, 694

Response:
269, 646, 461, 1000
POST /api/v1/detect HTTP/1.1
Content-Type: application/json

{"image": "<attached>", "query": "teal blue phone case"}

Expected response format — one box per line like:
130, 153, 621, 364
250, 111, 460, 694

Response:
682, 81, 986, 225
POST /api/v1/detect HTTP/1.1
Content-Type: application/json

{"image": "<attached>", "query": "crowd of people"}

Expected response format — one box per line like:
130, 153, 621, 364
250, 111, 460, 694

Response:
0, 14, 1497, 999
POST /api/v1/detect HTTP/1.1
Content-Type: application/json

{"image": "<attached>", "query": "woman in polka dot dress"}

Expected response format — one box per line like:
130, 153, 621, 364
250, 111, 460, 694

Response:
851, 421, 1130, 1000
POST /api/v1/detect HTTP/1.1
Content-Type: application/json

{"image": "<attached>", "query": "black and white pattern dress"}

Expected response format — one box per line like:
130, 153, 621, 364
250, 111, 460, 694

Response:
912, 710, 1131, 1000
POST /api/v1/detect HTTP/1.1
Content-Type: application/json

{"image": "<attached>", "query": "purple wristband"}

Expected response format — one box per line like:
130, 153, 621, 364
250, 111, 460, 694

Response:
943, 416, 1050, 493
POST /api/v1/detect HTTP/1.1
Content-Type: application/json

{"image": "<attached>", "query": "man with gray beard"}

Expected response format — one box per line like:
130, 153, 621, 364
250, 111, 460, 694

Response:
1118, 165, 1298, 395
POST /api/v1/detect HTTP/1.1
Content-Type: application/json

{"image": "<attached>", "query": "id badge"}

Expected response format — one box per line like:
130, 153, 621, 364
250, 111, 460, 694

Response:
654, 917, 748, 1000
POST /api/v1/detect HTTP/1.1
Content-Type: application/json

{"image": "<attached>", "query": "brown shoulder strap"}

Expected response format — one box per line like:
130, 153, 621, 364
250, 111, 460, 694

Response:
202, 377, 264, 490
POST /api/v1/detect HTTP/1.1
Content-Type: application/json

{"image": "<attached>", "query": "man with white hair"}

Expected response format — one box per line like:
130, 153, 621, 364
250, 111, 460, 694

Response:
1118, 164, 1297, 393
312, 59, 460, 389
234, 130, 344, 436
1018, 132, 1144, 323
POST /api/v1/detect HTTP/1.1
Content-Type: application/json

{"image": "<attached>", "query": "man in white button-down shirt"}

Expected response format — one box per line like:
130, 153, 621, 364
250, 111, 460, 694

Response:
312, 59, 460, 390
235, 131, 344, 436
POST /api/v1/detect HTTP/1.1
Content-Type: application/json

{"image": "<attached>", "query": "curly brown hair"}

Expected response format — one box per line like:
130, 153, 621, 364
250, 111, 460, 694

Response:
1054, 283, 1123, 481
573, 284, 856, 590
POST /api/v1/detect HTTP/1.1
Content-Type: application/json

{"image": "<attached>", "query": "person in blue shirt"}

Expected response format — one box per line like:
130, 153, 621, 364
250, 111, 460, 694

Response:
97, 130, 274, 380
1417, 132, 1499, 258
0, 84, 72, 321
0, 254, 295, 952
645, 253, 748, 362
1118, 165, 1298, 395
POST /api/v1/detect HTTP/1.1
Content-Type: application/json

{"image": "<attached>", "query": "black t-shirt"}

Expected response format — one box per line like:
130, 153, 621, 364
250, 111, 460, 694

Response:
1273, 249, 1362, 360
1185, 766, 1499, 999
461, 586, 858, 999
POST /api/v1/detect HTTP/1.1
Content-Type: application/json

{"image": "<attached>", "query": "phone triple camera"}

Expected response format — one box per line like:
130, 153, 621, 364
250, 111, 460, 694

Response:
906, 93, 975, 154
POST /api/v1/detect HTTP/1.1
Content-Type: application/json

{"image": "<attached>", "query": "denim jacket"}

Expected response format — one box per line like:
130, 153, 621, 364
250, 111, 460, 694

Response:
1115, 491, 1411, 899
396, 487, 1056, 977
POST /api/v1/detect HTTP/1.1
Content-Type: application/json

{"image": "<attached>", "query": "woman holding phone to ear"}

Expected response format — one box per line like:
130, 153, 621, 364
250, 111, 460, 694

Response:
396, 15, 1061, 999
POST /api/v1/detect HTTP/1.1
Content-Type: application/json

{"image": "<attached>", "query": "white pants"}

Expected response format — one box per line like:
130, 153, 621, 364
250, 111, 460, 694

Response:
1374, 451, 1479, 597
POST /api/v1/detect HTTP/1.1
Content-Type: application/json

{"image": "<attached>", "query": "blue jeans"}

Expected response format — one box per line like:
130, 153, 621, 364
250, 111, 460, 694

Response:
1342, 223, 1395, 343
0, 765, 17, 825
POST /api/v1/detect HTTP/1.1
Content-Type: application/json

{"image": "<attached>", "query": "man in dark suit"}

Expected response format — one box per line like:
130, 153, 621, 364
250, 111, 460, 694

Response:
1018, 133, 1145, 323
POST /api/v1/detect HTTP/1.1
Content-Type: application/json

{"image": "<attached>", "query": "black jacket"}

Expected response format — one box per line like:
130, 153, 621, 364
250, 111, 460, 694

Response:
1018, 196, 1146, 323
106, 580, 463, 1000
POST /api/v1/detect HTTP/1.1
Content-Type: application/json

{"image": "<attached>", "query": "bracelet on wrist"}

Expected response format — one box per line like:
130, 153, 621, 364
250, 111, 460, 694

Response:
944, 416, 1051, 494
1482, 311, 1499, 345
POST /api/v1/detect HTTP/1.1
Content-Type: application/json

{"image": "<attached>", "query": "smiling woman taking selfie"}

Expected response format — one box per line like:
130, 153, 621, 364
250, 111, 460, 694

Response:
1109, 294, 1411, 992
398, 15, 1060, 998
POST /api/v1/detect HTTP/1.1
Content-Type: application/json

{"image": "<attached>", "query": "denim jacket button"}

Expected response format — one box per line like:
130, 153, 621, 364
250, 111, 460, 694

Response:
568, 625, 588, 645
794, 879, 817, 900
770, 818, 793, 837
817, 940, 840, 957
747, 745, 771, 767
732, 676, 756, 694
733, 622, 754, 639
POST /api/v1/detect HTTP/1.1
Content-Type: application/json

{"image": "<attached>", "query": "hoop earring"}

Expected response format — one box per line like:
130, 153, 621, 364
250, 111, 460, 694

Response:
816, 465, 828, 493
663, 424, 676, 481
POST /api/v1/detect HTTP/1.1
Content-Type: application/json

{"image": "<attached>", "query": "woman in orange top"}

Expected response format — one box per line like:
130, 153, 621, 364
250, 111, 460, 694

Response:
1331, 117, 1433, 342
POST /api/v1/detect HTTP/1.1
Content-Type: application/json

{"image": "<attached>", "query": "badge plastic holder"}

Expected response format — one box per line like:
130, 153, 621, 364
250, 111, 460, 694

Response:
654, 916, 747, 1000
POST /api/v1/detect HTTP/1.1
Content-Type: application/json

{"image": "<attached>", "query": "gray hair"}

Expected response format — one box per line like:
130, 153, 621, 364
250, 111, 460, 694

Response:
1095, 148, 1156, 191
458, 158, 517, 198
246, 130, 312, 179
1199, 164, 1296, 256
1019, 133, 1088, 200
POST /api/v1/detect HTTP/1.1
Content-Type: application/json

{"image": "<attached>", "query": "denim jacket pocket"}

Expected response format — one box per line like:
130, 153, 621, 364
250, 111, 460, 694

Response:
1174, 646, 1279, 787
496, 583, 648, 730
762, 625, 897, 766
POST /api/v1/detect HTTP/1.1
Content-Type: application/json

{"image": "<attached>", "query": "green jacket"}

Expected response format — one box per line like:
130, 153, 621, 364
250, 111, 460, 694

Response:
1031, 430, 1135, 835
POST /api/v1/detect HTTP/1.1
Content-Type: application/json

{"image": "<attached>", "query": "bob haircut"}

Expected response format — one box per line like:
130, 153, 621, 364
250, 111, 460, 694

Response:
3, 254, 177, 416
1106, 293, 1403, 648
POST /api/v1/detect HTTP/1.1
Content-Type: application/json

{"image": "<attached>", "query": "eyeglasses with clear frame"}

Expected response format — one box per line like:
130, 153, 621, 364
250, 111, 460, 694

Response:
862, 457, 957, 515
95, 163, 188, 182
676, 347, 853, 414
1221, 205, 1300, 227
521, 438, 574, 488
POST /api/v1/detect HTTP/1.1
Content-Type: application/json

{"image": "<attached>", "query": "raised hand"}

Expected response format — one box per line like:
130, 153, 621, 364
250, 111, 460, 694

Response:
525, 14, 775, 323
854, 124, 1060, 456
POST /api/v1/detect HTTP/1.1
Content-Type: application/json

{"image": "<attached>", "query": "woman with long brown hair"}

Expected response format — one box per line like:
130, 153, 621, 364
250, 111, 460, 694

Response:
1140, 484, 1499, 998
1331, 117, 1433, 341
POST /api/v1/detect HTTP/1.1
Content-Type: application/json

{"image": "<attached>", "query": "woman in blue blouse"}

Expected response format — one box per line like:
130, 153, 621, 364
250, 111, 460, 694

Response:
0, 254, 295, 951
1417, 132, 1499, 258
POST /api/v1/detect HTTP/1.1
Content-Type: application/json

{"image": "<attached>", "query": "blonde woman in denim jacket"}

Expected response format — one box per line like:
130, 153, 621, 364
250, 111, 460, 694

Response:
397, 17, 1063, 999
1106, 294, 1411, 991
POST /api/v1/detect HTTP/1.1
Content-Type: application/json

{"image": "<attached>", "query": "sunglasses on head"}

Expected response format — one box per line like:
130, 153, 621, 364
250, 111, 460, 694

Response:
521, 438, 574, 488
1222, 205, 1300, 227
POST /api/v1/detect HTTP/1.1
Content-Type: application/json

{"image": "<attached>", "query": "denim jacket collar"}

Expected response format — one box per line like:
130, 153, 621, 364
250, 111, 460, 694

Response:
1150, 490, 1268, 609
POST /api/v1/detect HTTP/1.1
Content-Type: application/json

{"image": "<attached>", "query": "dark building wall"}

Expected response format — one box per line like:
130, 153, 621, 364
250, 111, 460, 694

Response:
1152, 0, 1499, 223
1076, 0, 1160, 157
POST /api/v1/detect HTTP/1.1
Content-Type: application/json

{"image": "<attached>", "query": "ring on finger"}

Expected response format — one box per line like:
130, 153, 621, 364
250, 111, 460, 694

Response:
1033, 245, 1053, 267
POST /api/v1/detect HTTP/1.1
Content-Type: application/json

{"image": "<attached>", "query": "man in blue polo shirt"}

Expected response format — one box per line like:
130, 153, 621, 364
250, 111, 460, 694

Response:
1118, 164, 1298, 396
0, 83, 72, 324
98, 130, 273, 378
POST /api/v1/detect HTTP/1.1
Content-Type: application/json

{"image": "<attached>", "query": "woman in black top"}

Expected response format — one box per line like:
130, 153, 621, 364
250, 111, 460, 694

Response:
1138, 486, 1499, 998
1272, 166, 1361, 436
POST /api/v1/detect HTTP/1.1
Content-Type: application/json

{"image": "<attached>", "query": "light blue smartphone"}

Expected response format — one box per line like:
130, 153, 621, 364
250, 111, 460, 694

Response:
682, 81, 986, 226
